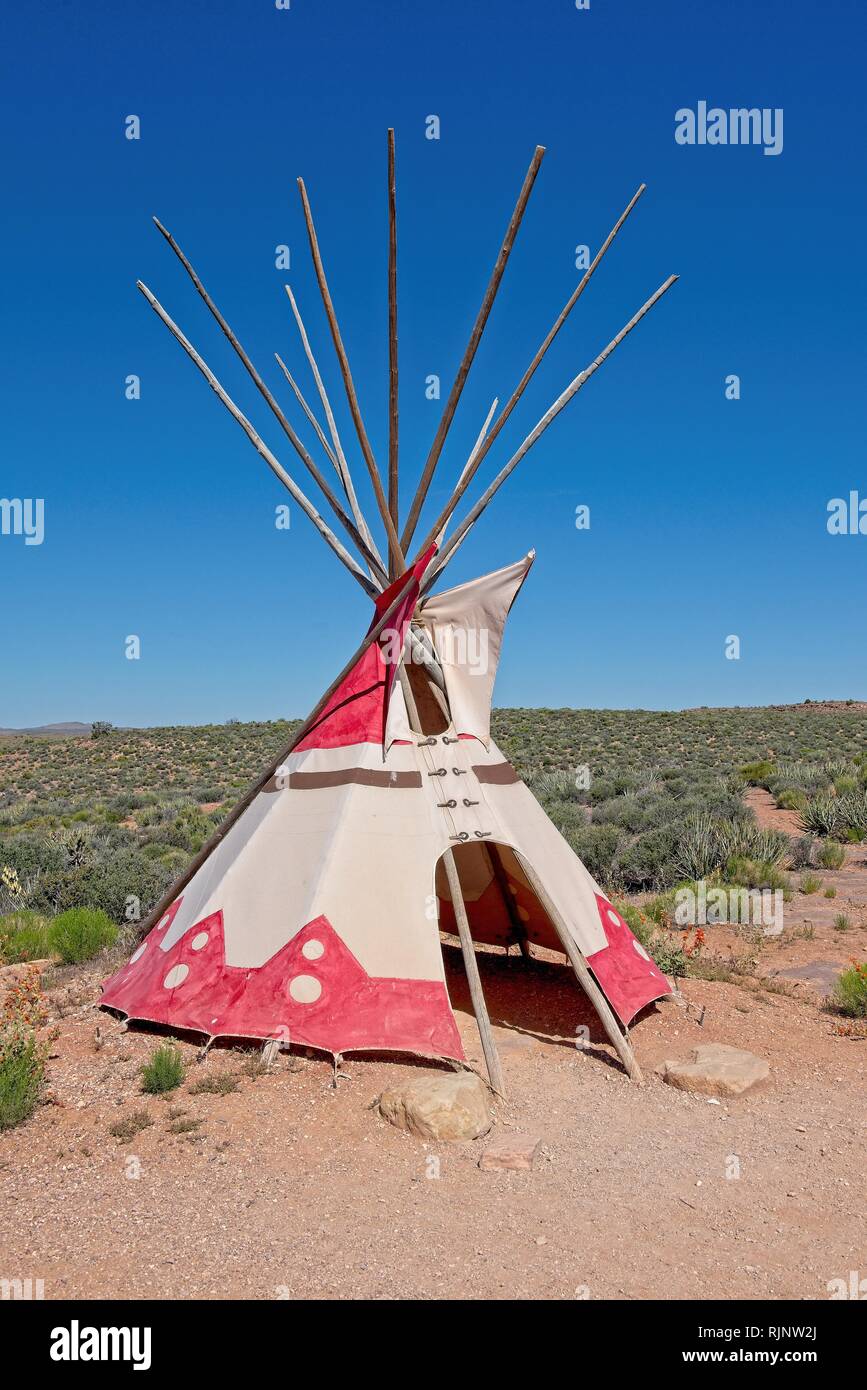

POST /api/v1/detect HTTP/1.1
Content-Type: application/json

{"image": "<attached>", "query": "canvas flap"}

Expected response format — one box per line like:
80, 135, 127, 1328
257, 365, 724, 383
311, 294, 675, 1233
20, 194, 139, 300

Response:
419, 552, 534, 746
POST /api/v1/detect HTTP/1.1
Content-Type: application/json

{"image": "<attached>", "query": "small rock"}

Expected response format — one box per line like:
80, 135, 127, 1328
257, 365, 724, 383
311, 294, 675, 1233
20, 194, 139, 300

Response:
376, 1072, 492, 1141
656, 1043, 770, 1098
478, 1134, 541, 1172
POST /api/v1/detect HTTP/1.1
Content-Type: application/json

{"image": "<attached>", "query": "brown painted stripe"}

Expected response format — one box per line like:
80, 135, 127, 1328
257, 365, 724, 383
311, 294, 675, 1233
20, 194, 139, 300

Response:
472, 761, 520, 785
263, 768, 422, 792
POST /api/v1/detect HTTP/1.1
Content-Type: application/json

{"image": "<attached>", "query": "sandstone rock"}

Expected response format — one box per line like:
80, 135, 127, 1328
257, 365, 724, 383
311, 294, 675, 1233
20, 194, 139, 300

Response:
479, 1134, 541, 1172
377, 1072, 492, 1141
656, 1043, 770, 1097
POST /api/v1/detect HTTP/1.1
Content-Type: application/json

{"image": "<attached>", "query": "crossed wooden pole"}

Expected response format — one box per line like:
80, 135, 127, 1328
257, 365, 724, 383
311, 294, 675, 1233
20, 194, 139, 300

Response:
136, 130, 671, 1084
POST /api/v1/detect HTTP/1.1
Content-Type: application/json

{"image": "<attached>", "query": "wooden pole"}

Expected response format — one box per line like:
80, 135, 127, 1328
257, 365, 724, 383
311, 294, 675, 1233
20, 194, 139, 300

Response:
150, 218, 387, 587
399, 145, 546, 555
387, 128, 399, 573
398, 668, 505, 1097
297, 176, 406, 576
274, 351, 384, 591
283, 286, 383, 574
435, 396, 499, 545
442, 848, 506, 1098
485, 843, 531, 959
515, 853, 643, 1083
274, 353, 339, 471
423, 275, 678, 591
414, 184, 647, 561
137, 280, 382, 598
132, 574, 427, 944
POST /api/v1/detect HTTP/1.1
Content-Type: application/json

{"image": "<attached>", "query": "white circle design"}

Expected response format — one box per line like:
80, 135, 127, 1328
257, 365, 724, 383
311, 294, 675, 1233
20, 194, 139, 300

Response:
632, 939, 651, 961
163, 963, 189, 990
302, 939, 325, 961
190, 932, 209, 951
607, 909, 622, 928
157, 913, 172, 931
517, 905, 530, 923
289, 974, 322, 1004
129, 943, 147, 964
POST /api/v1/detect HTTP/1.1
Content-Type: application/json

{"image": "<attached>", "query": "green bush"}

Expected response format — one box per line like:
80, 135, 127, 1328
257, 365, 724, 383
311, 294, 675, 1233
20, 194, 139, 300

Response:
0, 910, 52, 964
831, 963, 867, 1018
48, 907, 117, 963
816, 840, 846, 870
776, 788, 807, 812
141, 1042, 184, 1094
726, 856, 791, 894
739, 760, 776, 787
0, 1029, 45, 1130
799, 872, 821, 895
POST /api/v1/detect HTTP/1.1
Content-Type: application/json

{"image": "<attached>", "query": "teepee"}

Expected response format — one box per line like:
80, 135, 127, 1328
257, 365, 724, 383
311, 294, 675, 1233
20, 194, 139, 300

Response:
102, 133, 677, 1089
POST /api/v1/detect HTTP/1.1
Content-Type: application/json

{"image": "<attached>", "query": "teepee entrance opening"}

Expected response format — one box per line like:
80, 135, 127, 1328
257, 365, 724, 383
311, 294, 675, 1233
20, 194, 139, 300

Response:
435, 840, 644, 1090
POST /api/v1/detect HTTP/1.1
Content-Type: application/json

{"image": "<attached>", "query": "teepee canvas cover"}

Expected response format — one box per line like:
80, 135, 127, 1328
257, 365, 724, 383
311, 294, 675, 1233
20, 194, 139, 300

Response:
101, 552, 670, 1061
107, 132, 677, 1082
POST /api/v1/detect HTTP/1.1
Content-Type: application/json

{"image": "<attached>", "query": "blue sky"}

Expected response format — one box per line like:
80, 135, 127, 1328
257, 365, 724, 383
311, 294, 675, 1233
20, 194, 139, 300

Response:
1, 0, 865, 726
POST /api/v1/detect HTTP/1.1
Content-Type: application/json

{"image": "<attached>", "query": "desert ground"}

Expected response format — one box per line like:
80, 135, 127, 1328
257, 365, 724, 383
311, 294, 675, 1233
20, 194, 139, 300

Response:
1, 707, 865, 1300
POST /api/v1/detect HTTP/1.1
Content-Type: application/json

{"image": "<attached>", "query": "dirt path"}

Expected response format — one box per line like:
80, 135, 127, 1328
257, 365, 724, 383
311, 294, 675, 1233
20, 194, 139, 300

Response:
1, 934, 865, 1301
743, 786, 804, 837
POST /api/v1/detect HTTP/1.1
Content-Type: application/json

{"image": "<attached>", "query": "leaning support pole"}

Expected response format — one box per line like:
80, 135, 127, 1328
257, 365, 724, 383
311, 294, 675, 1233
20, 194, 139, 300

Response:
137, 281, 380, 598
399, 667, 505, 1097
297, 176, 406, 576
515, 854, 643, 1083
132, 572, 430, 944
423, 275, 678, 590
151, 219, 386, 587
484, 842, 531, 960
400, 145, 546, 555
283, 286, 383, 574
415, 183, 646, 560
387, 128, 400, 573
442, 848, 507, 1099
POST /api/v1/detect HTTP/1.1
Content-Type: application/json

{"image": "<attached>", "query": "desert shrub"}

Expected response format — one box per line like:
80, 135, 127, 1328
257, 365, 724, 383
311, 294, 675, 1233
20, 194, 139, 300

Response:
141, 1043, 184, 1094
613, 824, 683, 891
799, 873, 821, 895
830, 963, 867, 1018
788, 836, 815, 870
48, 907, 117, 963
0, 1029, 45, 1130
726, 856, 791, 894
673, 813, 719, 880
776, 788, 807, 812
739, 760, 776, 787
833, 913, 851, 933
188, 1071, 238, 1095
824, 885, 837, 899
816, 840, 846, 870
801, 794, 842, 838
836, 790, 867, 841
109, 1108, 153, 1141
555, 823, 619, 884
0, 910, 52, 964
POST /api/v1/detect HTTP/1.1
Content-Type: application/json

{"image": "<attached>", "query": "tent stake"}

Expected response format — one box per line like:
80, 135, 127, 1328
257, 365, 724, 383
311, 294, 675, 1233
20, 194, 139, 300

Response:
515, 854, 643, 1083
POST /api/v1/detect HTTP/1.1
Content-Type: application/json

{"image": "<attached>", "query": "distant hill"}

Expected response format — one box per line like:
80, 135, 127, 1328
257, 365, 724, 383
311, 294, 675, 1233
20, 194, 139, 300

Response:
0, 722, 93, 738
